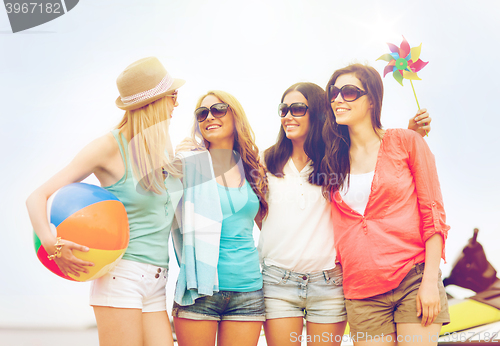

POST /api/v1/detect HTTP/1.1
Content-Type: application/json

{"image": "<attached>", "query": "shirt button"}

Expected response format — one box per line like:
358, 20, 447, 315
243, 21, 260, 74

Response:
157, 268, 161, 273
155, 274, 160, 279
302, 275, 307, 280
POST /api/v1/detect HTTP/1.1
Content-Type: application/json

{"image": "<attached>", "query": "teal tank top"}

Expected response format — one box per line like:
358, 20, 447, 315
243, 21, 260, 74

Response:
103, 130, 183, 268
217, 179, 263, 291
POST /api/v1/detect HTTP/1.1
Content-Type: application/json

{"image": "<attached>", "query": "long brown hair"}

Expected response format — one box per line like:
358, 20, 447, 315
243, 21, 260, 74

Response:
321, 63, 384, 198
192, 90, 269, 218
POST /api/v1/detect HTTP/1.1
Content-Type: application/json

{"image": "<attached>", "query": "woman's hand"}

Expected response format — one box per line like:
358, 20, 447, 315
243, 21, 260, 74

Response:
45, 238, 94, 277
175, 137, 202, 153
408, 108, 431, 137
416, 279, 441, 326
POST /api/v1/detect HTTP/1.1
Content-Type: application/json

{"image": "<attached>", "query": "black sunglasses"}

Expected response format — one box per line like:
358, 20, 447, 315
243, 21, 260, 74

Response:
278, 102, 309, 117
195, 103, 230, 122
328, 85, 367, 103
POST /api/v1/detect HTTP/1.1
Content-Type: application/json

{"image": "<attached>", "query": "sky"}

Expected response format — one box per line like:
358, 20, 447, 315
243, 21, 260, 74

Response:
1, 0, 500, 328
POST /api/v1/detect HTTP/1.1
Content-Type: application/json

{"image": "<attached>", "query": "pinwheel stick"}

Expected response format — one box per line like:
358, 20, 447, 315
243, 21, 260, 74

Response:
410, 80, 420, 109
409, 79, 428, 136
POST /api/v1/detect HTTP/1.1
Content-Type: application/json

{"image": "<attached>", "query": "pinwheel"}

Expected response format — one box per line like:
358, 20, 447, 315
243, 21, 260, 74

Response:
377, 36, 429, 134
377, 36, 428, 87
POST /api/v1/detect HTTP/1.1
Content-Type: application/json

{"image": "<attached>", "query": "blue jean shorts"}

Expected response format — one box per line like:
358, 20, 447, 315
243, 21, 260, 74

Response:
172, 289, 266, 322
262, 263, 346, 323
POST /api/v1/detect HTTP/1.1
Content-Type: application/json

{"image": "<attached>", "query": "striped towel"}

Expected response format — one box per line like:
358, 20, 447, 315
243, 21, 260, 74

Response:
172, 151, 223, 306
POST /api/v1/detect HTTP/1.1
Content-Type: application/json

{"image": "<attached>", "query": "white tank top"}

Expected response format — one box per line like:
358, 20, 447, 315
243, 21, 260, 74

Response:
340, 171, 375, 215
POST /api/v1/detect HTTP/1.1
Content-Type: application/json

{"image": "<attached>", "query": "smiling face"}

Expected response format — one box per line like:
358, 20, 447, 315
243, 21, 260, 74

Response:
281, 90, 310, 143
331, 73, 372, 127
198, 95, 235, 147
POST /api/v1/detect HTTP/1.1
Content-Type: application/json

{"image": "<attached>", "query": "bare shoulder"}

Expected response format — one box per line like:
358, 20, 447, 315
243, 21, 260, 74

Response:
92, 132, 118, 153
78, 132, 120, 167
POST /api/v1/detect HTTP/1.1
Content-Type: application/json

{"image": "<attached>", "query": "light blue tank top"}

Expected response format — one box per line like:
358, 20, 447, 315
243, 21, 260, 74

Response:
103, 130, 183, 268
217, 179, 263, 291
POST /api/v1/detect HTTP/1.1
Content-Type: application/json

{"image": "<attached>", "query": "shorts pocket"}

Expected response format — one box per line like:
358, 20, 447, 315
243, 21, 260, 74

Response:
326, 266, 343, 286
262, 268, 284, 285
108, 265, 144, 283
333, 273, 343, 286
344, 298, 362, 324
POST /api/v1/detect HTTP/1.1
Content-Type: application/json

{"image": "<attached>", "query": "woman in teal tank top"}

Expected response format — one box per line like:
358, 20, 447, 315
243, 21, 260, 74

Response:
26, 57, 184, 346
172, 90, 269, 346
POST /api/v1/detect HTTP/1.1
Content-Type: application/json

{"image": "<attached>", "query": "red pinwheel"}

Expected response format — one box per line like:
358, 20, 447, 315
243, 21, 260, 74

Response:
377, 36, 428, 86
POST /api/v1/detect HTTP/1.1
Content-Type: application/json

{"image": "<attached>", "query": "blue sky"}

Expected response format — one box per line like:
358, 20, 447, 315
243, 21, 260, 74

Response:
1, 0, 499, 328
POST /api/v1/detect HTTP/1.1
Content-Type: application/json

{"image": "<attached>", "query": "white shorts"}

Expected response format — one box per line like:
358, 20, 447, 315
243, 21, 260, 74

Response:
90, 259, 168, 312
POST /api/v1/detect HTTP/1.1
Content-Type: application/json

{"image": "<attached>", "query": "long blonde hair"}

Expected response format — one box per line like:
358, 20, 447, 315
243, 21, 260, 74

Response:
191, 90, 269, 218
116, 96, 181, 195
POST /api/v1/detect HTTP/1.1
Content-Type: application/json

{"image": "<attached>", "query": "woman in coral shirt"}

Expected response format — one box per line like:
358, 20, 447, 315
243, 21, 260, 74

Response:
322, 63, 450, 345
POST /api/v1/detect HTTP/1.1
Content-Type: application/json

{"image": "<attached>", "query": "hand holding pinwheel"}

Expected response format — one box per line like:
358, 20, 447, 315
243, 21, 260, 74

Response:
377, 36, 429, 135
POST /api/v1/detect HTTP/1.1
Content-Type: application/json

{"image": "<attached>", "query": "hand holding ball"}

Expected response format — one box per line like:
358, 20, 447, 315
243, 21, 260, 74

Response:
34, 183, 129, 281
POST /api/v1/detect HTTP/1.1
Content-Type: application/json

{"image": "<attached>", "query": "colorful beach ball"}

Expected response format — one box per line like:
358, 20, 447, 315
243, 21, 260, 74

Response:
33, 183, 129, 282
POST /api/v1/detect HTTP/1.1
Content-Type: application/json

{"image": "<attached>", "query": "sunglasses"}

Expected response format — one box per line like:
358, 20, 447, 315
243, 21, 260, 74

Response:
278, 102, 309, 117
195, 103, 230, 122
328, 85, 367, 103
166, 90, 178, 103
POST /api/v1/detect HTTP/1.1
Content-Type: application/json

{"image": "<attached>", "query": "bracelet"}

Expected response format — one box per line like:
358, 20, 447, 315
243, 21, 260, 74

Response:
47, 237, 65, 261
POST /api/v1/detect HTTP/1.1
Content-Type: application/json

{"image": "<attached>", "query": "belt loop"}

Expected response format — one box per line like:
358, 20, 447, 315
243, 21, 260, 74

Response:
324, 270, 331, 283
283, 270, 290, 283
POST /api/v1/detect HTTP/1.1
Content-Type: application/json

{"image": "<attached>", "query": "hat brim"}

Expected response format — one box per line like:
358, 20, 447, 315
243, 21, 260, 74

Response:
115, 78, 185, 111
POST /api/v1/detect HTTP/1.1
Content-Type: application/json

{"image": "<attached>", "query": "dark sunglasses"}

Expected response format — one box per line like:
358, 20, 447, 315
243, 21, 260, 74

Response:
195, 103, 230, 122
328, 84, 367, 103
278, 102, 309, 117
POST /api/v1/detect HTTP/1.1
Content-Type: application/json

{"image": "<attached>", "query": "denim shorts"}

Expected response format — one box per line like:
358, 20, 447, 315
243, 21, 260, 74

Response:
89, 259, 168, 312
345, 262, 450, 339
172, 289, 266, 322
262, 263, 346, 323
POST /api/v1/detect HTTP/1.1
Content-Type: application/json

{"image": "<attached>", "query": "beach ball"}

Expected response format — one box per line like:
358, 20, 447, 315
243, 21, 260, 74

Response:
33, 183, 129, 282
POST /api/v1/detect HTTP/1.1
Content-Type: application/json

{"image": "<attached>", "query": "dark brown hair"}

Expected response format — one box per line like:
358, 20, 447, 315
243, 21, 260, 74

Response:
321, 64, 384, 198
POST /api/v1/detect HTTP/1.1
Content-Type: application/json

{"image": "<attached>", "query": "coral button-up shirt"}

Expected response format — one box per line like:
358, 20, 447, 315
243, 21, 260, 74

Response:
331, 129, 450, 300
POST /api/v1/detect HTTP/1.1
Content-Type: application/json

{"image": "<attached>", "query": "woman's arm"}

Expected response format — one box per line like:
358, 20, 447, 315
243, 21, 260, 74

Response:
26, 135, 115, 277
417, 234, 443, 326
404, 130, 450, 325
408, 108, 431, 137
405, 130, 449, 250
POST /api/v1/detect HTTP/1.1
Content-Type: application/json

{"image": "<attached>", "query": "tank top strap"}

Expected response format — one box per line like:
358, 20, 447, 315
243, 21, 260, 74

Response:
110, 129, 129, 169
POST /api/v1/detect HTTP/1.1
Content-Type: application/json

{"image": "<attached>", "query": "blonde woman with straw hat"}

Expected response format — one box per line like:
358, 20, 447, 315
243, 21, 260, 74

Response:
27, 57, 185, 346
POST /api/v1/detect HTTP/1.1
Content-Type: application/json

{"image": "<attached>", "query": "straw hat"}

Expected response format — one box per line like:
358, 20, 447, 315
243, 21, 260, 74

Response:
115, 57, 185, 111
